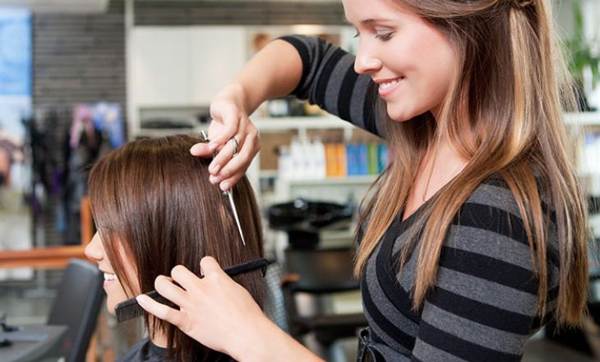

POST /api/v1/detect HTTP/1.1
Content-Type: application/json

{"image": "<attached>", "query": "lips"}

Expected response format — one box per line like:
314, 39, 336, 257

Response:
376, 76, 405, 97
103, 272, 116, 281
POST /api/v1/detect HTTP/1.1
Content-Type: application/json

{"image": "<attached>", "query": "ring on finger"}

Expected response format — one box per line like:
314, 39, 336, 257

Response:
229, 137, 239, 156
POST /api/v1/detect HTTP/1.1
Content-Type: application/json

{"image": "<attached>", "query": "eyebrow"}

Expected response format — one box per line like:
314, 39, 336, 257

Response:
345, 18, 394, 26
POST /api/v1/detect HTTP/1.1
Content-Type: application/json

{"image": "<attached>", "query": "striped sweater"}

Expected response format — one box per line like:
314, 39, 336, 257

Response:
280, 35, 559, 361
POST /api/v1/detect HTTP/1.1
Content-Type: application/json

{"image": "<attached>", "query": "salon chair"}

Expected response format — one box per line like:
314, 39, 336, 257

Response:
47, 258, 104, 362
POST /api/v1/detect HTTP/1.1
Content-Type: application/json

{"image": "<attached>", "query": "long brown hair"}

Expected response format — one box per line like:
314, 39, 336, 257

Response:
89, 135, 264, 361
355, 0, 588, 327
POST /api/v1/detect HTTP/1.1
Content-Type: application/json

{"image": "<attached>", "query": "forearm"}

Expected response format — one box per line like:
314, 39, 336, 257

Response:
235, 316, 323, 362
228, 39, 303, 114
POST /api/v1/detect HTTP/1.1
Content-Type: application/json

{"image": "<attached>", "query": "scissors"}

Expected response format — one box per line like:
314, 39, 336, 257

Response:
200, 130, 246, 246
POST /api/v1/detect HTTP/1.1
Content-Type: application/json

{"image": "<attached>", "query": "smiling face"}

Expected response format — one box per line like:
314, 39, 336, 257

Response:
343, 0, 458, 122
84, 232, 138, 314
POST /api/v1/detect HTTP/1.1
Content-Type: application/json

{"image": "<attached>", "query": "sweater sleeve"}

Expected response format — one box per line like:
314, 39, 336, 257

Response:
278, 34, 382, 137
410, 194, 559, 362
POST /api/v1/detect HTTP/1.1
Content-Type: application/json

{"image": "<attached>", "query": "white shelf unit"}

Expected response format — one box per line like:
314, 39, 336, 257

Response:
564, 112, 600, 196
251, 112, 600, 199
253, 116, 356, 141
134, 127, 206, 139
564, 112, 600, 126
250, 115, 380, 204
282, 175, 378, 186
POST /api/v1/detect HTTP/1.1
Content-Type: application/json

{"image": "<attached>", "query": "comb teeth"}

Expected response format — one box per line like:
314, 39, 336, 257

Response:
115, 297, 143, 323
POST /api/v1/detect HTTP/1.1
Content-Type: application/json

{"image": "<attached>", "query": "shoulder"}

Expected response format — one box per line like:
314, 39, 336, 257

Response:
453, 175, 525, 240
456, 173, 556, 238
117, 338, 150, 362
117, 338, 168, 362
278, 34, 349, 63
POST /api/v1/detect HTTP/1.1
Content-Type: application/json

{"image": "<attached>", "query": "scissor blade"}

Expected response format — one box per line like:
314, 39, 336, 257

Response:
227, 191, 246, 246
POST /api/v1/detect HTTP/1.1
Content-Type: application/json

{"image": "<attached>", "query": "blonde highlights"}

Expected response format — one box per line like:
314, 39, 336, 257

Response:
355, 0, 588, 327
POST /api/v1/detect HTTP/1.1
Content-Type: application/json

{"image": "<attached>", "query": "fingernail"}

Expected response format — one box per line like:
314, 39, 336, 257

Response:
209, 175, 221, 184
136, 295, 149, 306
190, 144, 201, 155
220, 182, 229, 191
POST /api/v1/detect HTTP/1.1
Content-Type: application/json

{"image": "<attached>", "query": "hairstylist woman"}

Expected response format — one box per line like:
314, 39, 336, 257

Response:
136, 0, 589, 360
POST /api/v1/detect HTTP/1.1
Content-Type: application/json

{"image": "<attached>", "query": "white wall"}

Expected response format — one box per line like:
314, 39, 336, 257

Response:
132, 28, 193, 107
130, 26, 247, 131
582, 0, 600, 108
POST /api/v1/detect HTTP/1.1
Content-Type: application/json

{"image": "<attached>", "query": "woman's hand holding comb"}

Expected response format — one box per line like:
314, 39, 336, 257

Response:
136, 256, 322, 362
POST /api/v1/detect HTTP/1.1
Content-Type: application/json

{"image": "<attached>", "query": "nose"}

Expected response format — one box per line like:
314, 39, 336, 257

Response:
84, 232, 104, 262
354, 46, 382, 74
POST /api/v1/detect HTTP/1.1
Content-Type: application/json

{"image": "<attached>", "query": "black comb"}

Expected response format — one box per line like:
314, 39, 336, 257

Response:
115, 258, 271, 323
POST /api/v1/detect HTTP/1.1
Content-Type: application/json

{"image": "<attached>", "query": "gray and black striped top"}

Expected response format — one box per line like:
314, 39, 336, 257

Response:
280, 35, 559, 362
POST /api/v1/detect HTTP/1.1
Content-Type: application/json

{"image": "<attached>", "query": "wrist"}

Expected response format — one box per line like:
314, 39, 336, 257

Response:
230, 314, 275, 362
232, 315, 323, 362
219, 82, 250, 114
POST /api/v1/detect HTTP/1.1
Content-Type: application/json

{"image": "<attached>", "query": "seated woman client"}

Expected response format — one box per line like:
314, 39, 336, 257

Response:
84, 135, 265, 361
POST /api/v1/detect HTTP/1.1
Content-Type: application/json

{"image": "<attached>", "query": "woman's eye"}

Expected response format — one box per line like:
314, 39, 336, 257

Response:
375, 32, 394, 41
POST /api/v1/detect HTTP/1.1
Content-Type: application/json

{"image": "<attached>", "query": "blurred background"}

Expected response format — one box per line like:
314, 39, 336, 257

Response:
0, 0, 599, 361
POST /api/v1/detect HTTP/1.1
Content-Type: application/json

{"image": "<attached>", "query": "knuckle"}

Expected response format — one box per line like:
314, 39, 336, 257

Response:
214, 152, 226, 163
156, 307, 169, 320
207, 273, 221, 284
239, 153, 250, 164
165, 309, 179, 324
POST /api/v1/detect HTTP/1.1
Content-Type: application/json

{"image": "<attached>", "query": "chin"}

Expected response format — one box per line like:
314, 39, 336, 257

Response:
106, 300, 117, 315
106, 295, 126, 315
386, 105, 413, 122
386, 102, 430, 123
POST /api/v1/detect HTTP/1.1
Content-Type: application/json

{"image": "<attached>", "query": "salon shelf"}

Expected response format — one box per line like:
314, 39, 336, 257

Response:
260, 171, 377, 185
253, 116, 356, 140
255, 113, 600, 129
134, 127, 206, 138
253, 116, 354, 131
281, 176, 378, 186
564, 112, 600, 126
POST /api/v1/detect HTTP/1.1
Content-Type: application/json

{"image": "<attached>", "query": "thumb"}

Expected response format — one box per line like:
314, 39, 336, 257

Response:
189, 143, 213, 157
200, 256, 223, 277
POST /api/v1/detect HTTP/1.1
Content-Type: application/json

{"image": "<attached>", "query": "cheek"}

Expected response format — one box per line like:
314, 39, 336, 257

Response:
384, 78, 433, 122
401, 25, 457, 115
418, 68, 453, 107
388, 58, 455, 121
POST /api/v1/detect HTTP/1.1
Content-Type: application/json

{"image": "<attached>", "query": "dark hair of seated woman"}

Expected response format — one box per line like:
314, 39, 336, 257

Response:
86, 134, 265, 362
